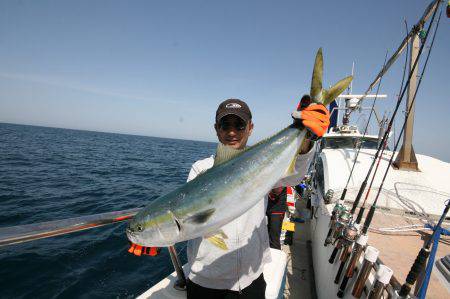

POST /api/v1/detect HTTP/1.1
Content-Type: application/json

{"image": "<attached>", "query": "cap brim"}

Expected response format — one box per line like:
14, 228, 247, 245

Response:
216, 111, 249, 123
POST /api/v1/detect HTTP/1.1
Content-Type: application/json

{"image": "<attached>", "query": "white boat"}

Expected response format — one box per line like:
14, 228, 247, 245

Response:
309, 124, 450, 298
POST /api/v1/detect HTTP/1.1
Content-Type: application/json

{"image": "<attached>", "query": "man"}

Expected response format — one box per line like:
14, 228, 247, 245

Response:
266, 186, 287, 250
186, 98, 329, 298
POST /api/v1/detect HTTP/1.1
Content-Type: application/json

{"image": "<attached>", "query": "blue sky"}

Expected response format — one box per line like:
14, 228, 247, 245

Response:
0, 0, 449, 162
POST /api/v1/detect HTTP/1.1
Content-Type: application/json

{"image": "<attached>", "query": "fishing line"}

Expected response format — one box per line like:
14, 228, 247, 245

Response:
360, 7, 442, 236
338, 51, 389, 206
348, 3, 439, 219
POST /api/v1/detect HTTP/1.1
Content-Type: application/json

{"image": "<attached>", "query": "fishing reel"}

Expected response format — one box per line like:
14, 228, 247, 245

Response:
341, 223, 359, 245
324, 189, 335, 204
328, 218, 356, 264
333, 223, 360, 285
331, 210, 352, 244
324, 205, 349, 246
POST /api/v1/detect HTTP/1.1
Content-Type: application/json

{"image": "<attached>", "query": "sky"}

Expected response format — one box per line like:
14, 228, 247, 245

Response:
0, 0, 449, 162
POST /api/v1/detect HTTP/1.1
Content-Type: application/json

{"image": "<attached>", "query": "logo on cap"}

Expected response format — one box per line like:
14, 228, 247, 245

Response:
225, 103, 242, 109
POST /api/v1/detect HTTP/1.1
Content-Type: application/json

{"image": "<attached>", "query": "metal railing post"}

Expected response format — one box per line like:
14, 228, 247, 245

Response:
168, 245, 186, 291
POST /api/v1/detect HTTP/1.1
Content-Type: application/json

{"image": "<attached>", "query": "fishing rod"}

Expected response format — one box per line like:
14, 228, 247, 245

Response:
349, 8, 442, 298
328, 3, 438, 272
353, 20, 413, 225
335, 5, 441, 296
359, 3, 441, 239
398, 199, 449, 298
348, 0, 440, 222
332, 56, 387, 283
331, 52, 388, 286
337, 25, 410, 294
339, 51, 389, 205
356, 9, 443, 298
324, 52, 388, 249
327, 0, 437, 247
323, 0, 434, 245
0, 208, 141, 247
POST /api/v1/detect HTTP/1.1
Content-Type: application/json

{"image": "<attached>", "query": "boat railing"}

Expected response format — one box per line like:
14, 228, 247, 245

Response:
0, 208, 187, 291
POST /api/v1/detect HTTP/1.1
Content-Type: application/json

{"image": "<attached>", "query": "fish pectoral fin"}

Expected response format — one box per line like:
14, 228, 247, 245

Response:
206, 231, 228, 250
285, 144, 303, 175
184, 208, 216, 224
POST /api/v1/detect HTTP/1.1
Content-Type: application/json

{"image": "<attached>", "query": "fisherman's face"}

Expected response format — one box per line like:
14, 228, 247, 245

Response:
215, 115, 253, 149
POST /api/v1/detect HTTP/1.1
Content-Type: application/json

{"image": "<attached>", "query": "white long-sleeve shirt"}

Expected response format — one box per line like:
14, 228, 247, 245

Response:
186, 144, 316, 291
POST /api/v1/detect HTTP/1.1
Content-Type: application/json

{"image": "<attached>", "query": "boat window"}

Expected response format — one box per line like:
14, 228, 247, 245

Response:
321, 137, 380, 150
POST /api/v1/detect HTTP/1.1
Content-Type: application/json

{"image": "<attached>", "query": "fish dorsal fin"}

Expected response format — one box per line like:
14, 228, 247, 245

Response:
206, 230, 229, 250
213, 143, 245, 166
184, 208, 216, 224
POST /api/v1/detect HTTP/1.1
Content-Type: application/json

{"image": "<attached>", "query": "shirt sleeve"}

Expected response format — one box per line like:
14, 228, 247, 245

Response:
274, 142, 317, 187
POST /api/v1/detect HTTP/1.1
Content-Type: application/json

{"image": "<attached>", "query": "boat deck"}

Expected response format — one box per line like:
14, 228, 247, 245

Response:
282, 204, 316, 298
369, 210, 450, 299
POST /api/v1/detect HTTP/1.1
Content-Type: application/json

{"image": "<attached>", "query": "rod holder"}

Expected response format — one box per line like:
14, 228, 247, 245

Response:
337, 234, 369, 297
368, 265, 393, 299
352, 246, 379, 298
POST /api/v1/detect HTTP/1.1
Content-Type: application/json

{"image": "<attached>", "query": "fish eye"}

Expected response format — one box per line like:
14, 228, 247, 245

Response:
137, 225, 144, 232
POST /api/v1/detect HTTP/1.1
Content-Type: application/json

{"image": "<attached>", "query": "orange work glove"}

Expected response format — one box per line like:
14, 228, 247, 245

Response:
292, 98, 330, 138
128, 242, 160, 256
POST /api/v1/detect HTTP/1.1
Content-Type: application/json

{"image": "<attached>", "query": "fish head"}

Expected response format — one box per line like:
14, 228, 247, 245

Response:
126, 207, 181, 247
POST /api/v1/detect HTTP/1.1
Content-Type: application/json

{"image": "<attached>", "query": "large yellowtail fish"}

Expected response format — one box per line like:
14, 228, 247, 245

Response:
126, 49, 352, 249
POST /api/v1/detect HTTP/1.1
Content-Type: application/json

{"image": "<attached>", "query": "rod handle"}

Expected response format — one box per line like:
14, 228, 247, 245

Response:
340, 188, 347, 201
356, 206, 365, 224
339, 246, 364, 296
362, 205, 376, 235
398, 247, 430, 297
351, 180, 367, 214
337, 276, 349, 298
324, 227, 333, 246
329, 247, 339, 264
335, 259, 347, 284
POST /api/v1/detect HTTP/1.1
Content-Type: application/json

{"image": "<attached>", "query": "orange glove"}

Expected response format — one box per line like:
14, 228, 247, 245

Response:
128, 242, 160, 256
292, 101, 330, 138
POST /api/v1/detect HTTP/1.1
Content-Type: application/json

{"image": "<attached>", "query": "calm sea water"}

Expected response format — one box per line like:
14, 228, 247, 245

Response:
0, 123, 216, 298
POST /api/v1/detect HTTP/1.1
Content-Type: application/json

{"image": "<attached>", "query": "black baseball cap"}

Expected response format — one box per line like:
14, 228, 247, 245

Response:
215, 99, 252, 123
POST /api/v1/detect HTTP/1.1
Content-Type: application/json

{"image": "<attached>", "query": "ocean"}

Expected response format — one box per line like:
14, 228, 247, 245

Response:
0, 123, 216, 298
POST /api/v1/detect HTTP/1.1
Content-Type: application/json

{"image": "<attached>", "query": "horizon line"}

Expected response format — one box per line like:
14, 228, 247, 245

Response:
0, 121, 217, 145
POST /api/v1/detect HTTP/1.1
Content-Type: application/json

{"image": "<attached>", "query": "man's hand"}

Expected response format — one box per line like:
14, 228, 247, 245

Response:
292, 96, 330, 138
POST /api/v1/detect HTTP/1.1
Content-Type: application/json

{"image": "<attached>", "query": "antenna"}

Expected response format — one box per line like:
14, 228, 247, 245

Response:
350, 62, 354, 94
